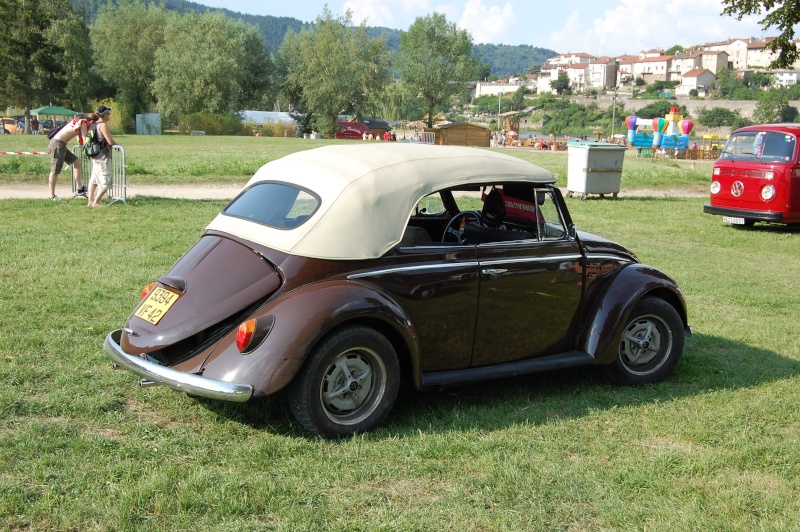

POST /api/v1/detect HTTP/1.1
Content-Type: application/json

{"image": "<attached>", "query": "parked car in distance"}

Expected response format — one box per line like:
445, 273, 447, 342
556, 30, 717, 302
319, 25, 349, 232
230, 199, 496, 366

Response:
704, 123, 800, 226
105, 144, 691, 438
2, 117, 20, 134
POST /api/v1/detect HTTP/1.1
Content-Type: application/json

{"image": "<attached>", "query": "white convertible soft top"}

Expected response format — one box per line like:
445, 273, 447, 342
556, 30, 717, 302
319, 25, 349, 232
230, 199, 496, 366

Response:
206, 143, 556, 260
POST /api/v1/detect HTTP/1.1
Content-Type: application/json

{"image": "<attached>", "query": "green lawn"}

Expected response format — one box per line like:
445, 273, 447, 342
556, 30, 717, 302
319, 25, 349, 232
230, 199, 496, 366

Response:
1, 135, 713, 193
1, 138, 798, 530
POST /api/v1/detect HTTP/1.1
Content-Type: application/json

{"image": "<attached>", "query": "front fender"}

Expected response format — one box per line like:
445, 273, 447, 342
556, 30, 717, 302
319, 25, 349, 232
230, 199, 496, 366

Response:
581, 263, 689, 365
199, 279, 420, 396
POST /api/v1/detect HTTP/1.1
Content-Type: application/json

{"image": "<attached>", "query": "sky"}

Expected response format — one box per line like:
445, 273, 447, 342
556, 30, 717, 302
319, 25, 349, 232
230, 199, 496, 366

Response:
192, 0, 775, 57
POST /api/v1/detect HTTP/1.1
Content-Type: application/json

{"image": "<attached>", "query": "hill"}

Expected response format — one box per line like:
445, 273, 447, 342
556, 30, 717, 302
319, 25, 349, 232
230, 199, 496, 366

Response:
70, 0, 556, 77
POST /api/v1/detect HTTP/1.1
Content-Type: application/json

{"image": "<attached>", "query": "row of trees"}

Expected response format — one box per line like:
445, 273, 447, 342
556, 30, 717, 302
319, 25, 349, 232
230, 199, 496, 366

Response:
3, 0, 797, 136
0, 1, 481, 136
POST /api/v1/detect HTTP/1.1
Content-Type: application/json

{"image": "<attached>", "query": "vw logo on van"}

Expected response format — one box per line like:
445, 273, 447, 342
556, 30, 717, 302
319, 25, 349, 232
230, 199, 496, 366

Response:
731, 181, 745, 197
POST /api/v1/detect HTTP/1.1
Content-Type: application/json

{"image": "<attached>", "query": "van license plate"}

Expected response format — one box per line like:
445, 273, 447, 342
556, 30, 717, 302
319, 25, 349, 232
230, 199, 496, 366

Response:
722, 216, 745, 225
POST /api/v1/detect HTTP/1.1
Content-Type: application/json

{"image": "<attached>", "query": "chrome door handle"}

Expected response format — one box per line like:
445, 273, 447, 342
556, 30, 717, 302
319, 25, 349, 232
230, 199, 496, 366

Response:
482, 268, 507, 276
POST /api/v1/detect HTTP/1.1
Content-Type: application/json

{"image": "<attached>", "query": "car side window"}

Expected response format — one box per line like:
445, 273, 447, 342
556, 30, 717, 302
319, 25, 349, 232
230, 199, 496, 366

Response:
415, 193, 447, 216
537, 190, 568, 241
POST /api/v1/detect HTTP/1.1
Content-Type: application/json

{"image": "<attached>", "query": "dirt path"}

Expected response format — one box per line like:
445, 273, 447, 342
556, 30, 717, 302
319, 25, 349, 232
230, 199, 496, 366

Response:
0, 183, 244, 200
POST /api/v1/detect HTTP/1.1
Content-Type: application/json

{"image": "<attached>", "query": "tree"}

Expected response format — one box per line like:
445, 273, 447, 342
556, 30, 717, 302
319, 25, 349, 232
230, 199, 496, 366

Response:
722, 0, 800, 68
697, 107, 744, 127
91, 0, 168, 115
46, 8, 98, 111
511, 85, 526, 110
279, 8, 390, 136
395, 13, 480, 128
153, 11, 274, 120
550, 72, 571, 95
0, 0, 71, 121
753, 91, 799, 123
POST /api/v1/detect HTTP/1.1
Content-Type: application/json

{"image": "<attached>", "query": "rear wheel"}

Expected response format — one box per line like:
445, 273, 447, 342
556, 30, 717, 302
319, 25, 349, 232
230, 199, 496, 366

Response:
605, 297, 684, 385
288, 326, 400, 438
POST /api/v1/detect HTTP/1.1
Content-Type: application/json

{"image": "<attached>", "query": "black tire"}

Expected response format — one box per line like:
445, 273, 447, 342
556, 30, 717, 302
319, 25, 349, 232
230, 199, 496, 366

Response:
605, 297, 684, 386
288, 326, 400, 438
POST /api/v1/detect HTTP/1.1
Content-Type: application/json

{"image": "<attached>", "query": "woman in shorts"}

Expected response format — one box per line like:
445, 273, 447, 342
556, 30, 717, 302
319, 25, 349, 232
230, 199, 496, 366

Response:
87, 106, 117, 207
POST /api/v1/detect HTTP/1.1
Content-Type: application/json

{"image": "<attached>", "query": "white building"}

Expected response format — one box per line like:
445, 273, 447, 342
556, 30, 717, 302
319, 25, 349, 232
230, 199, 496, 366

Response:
675, 68, 717, 96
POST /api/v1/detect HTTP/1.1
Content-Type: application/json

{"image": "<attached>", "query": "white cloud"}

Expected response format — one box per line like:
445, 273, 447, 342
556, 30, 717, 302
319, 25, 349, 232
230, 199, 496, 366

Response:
543, 0, 768, 57
457, 0, 514, 44
343, 0, 396, 26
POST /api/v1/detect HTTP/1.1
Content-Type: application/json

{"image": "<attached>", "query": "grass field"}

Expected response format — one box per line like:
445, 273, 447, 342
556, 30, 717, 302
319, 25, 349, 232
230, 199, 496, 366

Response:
1, 137, 798, 530
0, 135, 713, 193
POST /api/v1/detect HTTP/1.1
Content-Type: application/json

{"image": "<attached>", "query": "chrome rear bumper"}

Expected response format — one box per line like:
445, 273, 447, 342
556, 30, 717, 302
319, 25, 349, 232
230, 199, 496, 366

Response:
104, 329, 253, 402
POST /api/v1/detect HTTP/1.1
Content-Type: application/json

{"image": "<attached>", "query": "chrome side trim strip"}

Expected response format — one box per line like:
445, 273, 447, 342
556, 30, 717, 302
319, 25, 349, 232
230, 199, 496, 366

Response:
104, 330, 253, 402
348, 261, 479, 280
479, 254, 582, 267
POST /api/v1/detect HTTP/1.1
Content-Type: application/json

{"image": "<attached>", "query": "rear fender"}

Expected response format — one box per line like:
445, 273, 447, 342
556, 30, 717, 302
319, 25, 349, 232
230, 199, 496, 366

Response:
582, 264, 688, 365
200, 280, 419, 395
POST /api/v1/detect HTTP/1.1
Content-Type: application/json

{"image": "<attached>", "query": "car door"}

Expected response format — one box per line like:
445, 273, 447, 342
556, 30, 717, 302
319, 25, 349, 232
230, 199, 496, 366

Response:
471, 189, 584, 367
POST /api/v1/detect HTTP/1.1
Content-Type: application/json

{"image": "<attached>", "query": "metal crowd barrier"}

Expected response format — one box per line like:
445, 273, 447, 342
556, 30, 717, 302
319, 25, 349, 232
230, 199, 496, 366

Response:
72, 145, 127, 204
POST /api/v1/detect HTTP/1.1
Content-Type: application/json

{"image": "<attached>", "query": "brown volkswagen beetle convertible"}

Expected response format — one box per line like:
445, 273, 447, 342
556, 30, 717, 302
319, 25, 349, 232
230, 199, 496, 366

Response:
105, 144, 690, 438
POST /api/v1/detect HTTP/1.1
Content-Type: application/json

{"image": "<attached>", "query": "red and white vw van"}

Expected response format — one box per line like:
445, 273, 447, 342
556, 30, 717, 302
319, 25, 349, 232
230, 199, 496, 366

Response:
704, 124, 800, 226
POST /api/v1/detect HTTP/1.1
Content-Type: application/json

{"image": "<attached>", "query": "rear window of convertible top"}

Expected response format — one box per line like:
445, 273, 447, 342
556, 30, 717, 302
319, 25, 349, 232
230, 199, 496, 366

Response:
224, 182, 320, 230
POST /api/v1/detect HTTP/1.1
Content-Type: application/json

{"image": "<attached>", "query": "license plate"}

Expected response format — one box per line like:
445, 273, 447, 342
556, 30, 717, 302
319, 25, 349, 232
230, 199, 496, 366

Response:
722, 216, 745, 225
134, 287, 179, 325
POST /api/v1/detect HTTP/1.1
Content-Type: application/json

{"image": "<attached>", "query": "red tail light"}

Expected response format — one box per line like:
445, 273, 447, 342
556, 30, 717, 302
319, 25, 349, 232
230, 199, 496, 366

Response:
236, 319, 256, 351
141, 282, 157, 299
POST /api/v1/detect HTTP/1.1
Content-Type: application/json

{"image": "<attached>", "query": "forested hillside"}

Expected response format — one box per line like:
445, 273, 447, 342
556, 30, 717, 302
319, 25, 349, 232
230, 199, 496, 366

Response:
70, 0, 556, 76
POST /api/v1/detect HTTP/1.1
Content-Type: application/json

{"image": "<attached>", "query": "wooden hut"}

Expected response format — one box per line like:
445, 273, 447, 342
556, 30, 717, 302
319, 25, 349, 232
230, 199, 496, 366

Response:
427, 122, 491, 147
362, 117, 391, 138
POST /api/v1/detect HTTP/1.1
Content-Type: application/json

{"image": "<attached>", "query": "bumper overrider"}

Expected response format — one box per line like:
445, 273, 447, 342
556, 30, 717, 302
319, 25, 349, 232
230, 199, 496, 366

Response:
104, 329, 253, 402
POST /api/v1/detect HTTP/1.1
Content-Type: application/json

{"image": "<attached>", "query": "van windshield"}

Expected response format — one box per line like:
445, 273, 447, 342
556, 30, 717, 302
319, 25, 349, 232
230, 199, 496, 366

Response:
720, 130, 797, 163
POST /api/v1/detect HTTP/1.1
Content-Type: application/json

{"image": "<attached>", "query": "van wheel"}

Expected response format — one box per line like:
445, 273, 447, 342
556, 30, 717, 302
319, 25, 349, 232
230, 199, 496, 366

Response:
288, 326, 400, 438
606, 297, 684, 385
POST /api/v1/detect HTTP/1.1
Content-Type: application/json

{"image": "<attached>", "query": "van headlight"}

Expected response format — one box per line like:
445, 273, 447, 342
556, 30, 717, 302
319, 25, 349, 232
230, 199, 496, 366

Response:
710, 181, 721, 194
761, 185, 776, 201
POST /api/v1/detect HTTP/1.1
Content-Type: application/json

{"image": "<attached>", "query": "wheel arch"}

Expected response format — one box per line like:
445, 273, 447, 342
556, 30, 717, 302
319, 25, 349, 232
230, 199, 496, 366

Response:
581, 264, 689, 365
215, 279, 421, 395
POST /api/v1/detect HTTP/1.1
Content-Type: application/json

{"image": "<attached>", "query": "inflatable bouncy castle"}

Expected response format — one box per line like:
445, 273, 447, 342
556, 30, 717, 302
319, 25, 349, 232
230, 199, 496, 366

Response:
626, 107, 693, 150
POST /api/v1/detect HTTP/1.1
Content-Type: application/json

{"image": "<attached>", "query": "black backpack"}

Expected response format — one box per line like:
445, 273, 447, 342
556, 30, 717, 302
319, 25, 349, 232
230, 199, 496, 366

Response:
47, 123, 65, 140
84, 123, 105, 158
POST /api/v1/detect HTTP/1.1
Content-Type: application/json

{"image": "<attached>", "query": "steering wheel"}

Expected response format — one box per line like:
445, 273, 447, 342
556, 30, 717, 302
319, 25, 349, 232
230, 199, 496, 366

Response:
442, 210, 482, 244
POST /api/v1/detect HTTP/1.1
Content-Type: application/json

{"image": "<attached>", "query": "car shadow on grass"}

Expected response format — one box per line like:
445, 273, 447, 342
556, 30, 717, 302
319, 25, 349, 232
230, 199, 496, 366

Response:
195, 332, 800, 439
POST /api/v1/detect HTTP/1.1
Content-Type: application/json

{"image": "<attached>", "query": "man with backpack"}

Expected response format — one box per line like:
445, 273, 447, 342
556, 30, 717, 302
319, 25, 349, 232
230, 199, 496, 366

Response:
87, 106, 116, 207
47, 114, 95, 200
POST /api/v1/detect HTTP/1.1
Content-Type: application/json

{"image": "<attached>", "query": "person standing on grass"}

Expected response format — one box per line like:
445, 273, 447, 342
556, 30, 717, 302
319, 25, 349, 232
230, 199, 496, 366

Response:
47, 115, 93, 200
87, 106, 116, 207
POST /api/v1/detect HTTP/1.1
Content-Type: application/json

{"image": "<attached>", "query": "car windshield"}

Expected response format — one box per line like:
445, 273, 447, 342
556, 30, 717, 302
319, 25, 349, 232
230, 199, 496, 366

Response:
720, 130, 798, 163
223, 182, 320, 229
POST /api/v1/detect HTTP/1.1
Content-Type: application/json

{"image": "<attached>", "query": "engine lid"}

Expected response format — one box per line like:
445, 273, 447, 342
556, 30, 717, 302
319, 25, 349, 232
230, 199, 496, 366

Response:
122, 235, 281, 354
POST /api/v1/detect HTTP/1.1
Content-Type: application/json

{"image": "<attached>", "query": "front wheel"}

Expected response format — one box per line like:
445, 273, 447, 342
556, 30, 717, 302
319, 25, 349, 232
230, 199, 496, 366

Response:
605, 297, 684, 385
288, 326, 400, 438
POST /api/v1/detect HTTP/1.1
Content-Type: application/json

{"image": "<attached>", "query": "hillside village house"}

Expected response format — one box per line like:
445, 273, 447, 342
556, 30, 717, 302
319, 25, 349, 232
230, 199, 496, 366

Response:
528, 35, 800, 96
772, 70, 800, 87
674, 69, 717, 96
701, 38, 750, 70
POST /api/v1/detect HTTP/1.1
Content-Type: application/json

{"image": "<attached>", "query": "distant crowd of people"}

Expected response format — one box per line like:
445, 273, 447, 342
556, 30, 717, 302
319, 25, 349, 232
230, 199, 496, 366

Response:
362, 130, 397, 141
